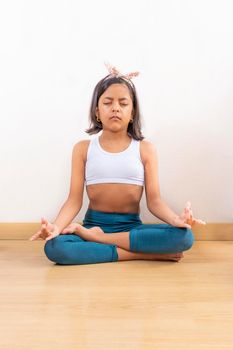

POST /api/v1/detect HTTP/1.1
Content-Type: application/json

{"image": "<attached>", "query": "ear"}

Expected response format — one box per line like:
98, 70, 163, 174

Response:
95, 107, 99, 117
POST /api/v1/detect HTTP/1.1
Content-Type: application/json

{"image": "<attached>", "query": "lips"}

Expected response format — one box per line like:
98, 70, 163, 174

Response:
110, 116, 121, 120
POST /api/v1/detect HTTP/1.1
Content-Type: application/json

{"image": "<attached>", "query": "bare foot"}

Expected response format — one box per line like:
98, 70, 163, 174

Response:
155, 252, 184, 262
74, 224, 105, 242
145, 252, 184, 262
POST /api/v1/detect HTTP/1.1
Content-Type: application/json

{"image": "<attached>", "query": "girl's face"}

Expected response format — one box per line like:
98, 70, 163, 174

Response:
96, 84, 134, 132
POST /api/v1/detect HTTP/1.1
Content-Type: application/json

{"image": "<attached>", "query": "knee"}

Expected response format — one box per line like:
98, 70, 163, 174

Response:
179, 228, 195, 251
44, 236, 64, 264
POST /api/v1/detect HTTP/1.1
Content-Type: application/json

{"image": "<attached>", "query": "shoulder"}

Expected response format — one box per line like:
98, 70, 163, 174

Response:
140, 139, 156, 150
73, 139, 91, 148
139, 139, 158, 165
72, 139, 91, 162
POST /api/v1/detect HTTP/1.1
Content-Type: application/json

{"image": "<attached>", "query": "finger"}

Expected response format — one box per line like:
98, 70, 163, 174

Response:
189, 210, 193, 224
29, 235, 36, 241
44, 218, 49, 225
29, 230, 42, 240
184, 207, 191, 221
180, 207, 187, 220
194, 218, 206, 225
29, 233, 41, 241
199, 219, 206, 225
185, 201, 192, 210
61, 228, 69, 233
41, 217, 49, 227
177, 223, 192, 229
41, 221, 48, 230
184, 223, 192, 229
45, 234, 55, 241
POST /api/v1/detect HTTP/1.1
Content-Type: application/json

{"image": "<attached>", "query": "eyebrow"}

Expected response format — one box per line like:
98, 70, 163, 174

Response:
103, 97, 129, 101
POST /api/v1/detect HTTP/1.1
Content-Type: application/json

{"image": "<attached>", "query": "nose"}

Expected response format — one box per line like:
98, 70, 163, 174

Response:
112, 102, 120, 112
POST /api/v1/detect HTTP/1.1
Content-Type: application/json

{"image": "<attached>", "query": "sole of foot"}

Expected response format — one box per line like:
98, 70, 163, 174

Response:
166, 252, 184, 262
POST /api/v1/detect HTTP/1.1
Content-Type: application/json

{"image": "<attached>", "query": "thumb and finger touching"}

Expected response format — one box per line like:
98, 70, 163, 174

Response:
183, 201, 206, 226
29, 217, 58, 241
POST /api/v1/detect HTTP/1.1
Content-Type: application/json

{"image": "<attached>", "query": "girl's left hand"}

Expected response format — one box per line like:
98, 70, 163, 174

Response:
172, 201, 206, 229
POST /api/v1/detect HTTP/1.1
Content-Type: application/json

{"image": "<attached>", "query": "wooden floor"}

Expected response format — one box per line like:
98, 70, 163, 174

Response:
0, 240, 232, 350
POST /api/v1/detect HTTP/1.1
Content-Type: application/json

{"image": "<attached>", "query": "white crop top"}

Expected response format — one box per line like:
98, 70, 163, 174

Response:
85, 136, 144, 186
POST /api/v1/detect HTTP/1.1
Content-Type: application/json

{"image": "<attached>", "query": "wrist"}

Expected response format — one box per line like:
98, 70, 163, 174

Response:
52, 223, 62, 232
169, 215, 180, 226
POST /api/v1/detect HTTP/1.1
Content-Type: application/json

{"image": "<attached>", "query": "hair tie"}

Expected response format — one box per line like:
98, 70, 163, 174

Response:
104, 62, 139, 82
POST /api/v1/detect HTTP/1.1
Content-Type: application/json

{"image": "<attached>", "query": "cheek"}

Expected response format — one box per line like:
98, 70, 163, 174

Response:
99, 106, 108, 114
125, 106, 133, 114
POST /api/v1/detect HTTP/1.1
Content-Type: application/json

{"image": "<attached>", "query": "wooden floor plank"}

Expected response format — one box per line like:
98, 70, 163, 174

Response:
0, 241, 232, 349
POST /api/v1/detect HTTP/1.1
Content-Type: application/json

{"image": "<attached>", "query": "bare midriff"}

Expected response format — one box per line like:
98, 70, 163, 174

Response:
83, 138, 146, 214
86, 183, 144, 214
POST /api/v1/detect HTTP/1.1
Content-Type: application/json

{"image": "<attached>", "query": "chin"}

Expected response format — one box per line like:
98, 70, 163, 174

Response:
107, 125, 122, 131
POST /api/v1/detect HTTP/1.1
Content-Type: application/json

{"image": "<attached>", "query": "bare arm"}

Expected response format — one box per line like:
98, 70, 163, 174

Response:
30, 198, 83, 242
52, 199, 82, 232
143, 141, 205, 228
52, 141, 86, 232
148, 198, 179, 226
142, 141, 177, 224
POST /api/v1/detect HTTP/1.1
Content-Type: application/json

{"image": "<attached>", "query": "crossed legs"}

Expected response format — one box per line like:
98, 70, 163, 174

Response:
44, 224, 194, 264
70, 225, 186, 262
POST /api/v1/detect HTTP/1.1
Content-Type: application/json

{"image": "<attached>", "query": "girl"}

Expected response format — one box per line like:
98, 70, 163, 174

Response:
30, 63, 205, 264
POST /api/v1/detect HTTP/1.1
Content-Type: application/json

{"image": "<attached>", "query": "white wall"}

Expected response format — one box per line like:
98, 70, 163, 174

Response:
0, 0, 232, 223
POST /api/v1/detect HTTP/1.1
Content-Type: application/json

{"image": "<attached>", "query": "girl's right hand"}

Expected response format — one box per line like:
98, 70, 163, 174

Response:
60, 223, 81, 234
29, 217, 60, 241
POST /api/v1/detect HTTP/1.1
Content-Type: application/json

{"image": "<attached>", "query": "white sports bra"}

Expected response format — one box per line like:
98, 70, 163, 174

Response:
85, 136, 144, 186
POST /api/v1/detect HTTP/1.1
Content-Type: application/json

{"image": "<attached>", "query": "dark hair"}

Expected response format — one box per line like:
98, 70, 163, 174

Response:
85, 75, 145, 141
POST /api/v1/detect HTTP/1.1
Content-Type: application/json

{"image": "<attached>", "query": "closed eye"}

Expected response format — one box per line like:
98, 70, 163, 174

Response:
103, 103, 128, 106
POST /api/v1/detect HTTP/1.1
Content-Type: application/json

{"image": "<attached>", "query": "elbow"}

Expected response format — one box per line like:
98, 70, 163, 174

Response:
147, 198, 162, 213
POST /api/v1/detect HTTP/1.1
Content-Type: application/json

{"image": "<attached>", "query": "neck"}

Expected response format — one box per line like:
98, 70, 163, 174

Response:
100, 130, 131, 142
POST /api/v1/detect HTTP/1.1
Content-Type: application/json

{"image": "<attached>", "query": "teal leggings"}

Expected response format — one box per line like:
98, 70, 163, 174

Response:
44, 209, 194, 265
